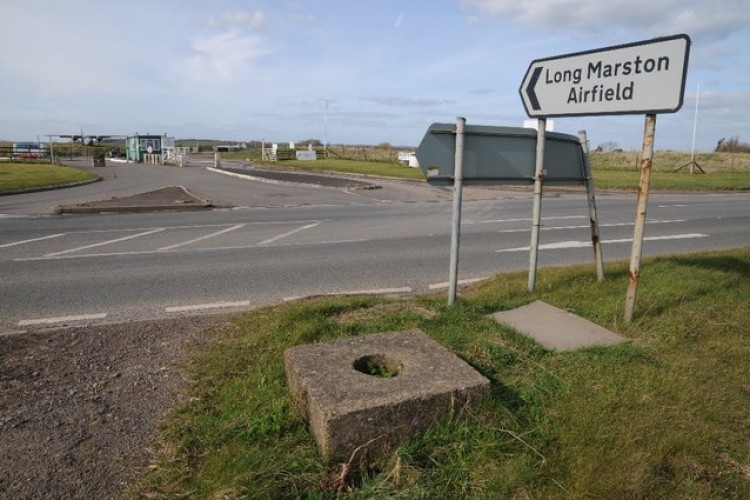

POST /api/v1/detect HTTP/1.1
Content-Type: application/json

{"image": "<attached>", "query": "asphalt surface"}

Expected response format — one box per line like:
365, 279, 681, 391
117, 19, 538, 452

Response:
2, 159, 750, 333
0, 158, 530, 215
213, 164, 381, 190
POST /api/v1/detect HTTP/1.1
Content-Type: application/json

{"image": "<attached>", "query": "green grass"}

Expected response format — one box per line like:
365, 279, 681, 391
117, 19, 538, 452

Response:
131, 248, 750, 498
218, 150, 750, 190
590, 151, 750, 191
263, 158, 426, 180
591, 150, 750, 173
591, 169, 750, 191
0, 163, 99, 192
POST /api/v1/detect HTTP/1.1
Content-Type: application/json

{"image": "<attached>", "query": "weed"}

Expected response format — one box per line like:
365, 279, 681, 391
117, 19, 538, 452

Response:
130, 248, 750, 499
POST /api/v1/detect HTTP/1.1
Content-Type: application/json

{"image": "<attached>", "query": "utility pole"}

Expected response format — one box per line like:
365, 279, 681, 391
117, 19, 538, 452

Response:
322, 98, 329, 158
675, 83, 704, 174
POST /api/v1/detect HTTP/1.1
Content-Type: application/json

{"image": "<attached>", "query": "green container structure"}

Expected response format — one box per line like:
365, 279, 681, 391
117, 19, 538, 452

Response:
126, 134, 164, 162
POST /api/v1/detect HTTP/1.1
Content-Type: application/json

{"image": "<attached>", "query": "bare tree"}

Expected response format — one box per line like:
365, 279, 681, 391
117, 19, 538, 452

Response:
596, 141, 621, 152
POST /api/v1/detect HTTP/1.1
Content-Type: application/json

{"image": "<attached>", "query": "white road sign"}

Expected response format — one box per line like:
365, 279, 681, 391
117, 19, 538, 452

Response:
520, 34, 690, 117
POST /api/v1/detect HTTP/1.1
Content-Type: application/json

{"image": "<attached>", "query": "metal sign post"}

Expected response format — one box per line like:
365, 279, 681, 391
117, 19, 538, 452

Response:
416, 122, 588, 306
448, 117, 466, 306
578, 130, 604, 281
625, 114, 657, 322
519, 34, 690, 321
528, 118, 547, 292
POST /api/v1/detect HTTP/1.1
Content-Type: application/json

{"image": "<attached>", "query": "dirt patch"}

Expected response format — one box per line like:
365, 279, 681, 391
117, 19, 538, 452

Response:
0, 315, 231, 499
54, 186, 230, 214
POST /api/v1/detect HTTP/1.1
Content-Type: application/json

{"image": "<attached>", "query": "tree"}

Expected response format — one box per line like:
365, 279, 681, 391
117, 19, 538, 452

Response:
715, 136, 750, 153
299, 138, 323, 148
596, 141, 620, 152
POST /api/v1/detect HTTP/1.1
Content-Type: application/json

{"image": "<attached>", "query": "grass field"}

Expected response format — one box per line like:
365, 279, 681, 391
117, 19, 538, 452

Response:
226, 149, 750, 191
131, 248, 750, 498
591, 150, 750, 173
275, 159, 426, 180
590, 151, 750, 191
3, 151, 748, 193
0, 163, 99, 192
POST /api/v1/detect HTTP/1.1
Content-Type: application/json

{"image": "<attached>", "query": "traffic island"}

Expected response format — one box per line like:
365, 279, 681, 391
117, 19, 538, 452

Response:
51, 186, 227, 214
284, 329, 490, 465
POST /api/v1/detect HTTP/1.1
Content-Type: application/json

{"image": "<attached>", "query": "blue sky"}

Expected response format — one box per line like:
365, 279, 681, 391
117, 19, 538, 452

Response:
1, 0, 748, 151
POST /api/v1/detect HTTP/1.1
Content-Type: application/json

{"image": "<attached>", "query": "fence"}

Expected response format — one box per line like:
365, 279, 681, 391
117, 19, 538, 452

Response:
0, 146, 50, 162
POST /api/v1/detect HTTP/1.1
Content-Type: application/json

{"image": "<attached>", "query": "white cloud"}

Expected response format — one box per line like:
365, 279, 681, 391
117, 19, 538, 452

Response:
462, 0, 750, 39
394, 13, 404, 28
204, 11, 269, 31
361, 97, 454, 107
187, 31, 271, 84
659, 3, 750, 40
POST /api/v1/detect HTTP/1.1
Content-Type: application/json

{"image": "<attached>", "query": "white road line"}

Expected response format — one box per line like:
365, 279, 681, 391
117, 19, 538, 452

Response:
14, 238, 370, 261
467, 215, 587, 225
159, 224, 245, 251
657, 203, 734, 208
259, 222, 320, 246
165, 301, 251, 313
0, 233, 64, 248
18, 313, 108, 326
283, 287, 413, 302
51, 220, 319, 236
428, 277, 489, 290
495, 233, 708, 253
1, 330, 29, 336
496, 219, 686, 234
328, 286, 412, 295
45, 228, 166, 257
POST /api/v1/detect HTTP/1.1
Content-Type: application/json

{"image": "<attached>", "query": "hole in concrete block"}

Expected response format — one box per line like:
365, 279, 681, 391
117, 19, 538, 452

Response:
353, 354, 402, 378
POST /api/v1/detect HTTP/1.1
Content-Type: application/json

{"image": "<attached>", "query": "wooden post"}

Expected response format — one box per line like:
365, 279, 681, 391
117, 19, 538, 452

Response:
625, 114, 657, 322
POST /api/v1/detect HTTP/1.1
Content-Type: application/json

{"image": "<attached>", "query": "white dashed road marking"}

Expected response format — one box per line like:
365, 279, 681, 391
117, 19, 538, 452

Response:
45, 228, 166, 257
18, 313, 108, 326
467, 215, 587, 225
428, 277, 489, 290
496, 233, 708, 253
258, 222, 320, 246
158, 224, 245, 251
0, 233, 64, 248
283, 286, 413, 302
165, 301, 251, 313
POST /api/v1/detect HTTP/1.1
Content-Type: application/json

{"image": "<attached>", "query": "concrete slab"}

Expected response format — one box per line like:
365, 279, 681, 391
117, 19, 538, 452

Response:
490, 300, 628, 351
284, 329, 489, 464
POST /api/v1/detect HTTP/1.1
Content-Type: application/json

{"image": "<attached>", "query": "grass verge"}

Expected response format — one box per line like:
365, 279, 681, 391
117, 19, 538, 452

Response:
257, 155, 749, 191
261, 158, 426, 181
590, 169, 750, 191
0, 163, 99, 192
131, 248, 750, 498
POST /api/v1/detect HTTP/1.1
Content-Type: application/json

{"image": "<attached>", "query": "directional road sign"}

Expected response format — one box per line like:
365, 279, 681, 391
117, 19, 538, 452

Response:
520, 34, 690, 117
416, 123, 585, 186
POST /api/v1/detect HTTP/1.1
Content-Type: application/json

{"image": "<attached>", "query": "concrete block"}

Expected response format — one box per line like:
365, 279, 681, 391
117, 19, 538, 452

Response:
284, 329, 489, 464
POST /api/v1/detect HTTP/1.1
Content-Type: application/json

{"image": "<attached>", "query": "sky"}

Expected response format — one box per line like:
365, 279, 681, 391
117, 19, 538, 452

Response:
1, 0, 748, 151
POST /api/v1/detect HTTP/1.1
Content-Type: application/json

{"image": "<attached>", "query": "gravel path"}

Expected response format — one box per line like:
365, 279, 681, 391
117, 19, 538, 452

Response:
0, 314, 231, 499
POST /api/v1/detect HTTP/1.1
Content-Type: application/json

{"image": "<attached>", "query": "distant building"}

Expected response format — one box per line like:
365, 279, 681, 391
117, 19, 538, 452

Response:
397, 151, 419, 168
126, 133, 173, 163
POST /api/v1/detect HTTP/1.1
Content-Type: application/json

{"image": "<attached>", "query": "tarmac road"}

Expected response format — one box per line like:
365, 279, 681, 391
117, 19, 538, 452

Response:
2, 160, 750, 333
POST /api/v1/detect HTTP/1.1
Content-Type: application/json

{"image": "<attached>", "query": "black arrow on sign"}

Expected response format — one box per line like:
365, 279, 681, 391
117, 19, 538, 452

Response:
526, 66, 542, 111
